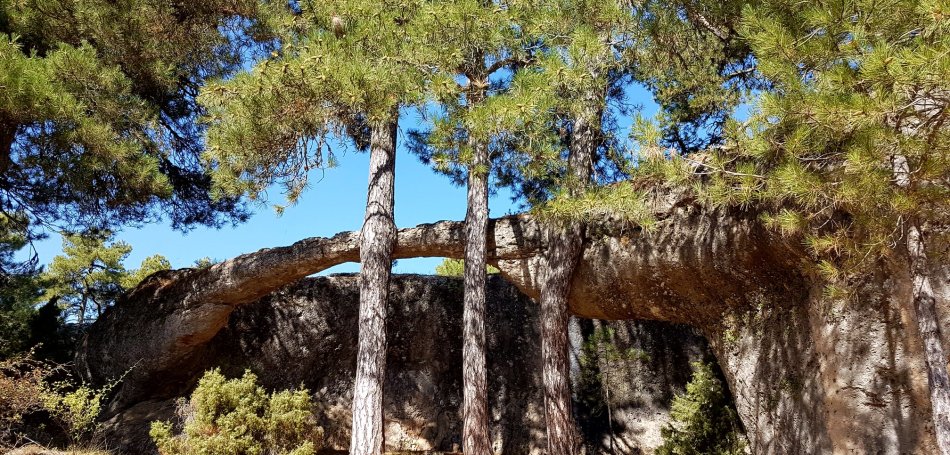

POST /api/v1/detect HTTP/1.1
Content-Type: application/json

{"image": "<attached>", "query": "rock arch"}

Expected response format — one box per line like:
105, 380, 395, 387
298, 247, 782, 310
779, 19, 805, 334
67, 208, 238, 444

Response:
78, 188, 948, 454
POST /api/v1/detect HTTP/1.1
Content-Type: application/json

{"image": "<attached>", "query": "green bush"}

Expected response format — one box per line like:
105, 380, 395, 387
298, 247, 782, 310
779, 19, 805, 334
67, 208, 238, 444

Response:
150, 369, 323, 455
656, 361, 746, 455
43, 381, 109, 444
433, 258, 499, 277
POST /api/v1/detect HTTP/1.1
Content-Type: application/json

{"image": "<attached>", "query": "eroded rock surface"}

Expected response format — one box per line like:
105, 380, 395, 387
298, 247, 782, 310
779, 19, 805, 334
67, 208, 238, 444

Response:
79, 190, 949, 454
97, 274, 709, 454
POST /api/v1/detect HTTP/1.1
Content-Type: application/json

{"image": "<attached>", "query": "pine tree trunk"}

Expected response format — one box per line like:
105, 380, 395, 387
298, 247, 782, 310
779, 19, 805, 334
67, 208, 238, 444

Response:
540, 225, 583, 455
539, 108, 597, 455
462, 139, 492, 455
908, 223, 950, 455
350, 119, 397, 455
893, 154, 950, 454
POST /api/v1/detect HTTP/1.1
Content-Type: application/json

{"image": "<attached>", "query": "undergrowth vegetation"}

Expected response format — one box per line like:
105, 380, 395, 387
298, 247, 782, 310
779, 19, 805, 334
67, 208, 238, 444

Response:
0, 350, 113, 450
150, 368, 323, 455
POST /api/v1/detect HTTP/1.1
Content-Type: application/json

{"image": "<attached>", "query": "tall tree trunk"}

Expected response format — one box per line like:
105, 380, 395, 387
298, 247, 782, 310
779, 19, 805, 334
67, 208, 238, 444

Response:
462, 137, 492, 454
908, 223, 950, 455
540, 106, 597, 455
350, 119, 398, 455
540, 226, 583, 455
894, 154, 950, 454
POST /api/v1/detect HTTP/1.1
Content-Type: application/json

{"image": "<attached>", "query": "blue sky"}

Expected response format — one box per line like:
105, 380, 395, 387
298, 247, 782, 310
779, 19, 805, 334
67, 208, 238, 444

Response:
28, 85, 661, 275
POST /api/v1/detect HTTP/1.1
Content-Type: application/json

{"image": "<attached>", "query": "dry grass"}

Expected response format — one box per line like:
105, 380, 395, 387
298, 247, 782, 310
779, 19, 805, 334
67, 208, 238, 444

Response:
4, 445, 110, 455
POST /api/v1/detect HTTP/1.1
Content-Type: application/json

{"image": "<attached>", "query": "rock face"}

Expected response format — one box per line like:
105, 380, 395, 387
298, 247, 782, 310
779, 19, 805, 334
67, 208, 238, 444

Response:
704, 262, 950, 455
97, 274, 710, 454
79, 190, 949, 454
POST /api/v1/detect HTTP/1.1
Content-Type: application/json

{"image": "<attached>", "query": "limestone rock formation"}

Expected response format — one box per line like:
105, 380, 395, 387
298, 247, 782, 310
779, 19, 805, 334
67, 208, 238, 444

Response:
77, 188, 950, 454
94, 275, 709, 454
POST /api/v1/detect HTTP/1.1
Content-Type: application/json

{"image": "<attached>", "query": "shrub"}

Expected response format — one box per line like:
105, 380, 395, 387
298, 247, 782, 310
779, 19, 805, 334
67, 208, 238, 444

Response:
0, 353, 51, 444
433, 258, 499, 277
656, 361, 746, 455
42, 382, 109, 444
150, 369, 323, 455
1, 351, 111, 447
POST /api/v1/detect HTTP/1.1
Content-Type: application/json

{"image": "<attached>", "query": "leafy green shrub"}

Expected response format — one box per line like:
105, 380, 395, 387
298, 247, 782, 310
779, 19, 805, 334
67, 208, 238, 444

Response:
434, 258, 499, 277
42, 381, 110, 444
656, 361, 746, 455
150, 369, 323, 455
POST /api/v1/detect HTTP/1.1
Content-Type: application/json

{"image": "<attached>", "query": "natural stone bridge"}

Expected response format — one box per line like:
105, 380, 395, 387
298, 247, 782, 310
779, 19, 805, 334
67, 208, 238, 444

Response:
78, 187, 949, 454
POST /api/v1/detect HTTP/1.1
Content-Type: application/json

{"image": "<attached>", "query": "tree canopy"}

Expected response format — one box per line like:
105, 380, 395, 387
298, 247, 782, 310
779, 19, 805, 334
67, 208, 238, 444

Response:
0, 0, 261, 275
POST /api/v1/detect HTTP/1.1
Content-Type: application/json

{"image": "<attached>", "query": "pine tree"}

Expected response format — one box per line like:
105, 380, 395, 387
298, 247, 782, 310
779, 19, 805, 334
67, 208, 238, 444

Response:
729, 2, 950, 451
198, 2, 433, 453
42, 232, 170, 325
409, 3, 527, 451
622, 0, 950, 451
529, 4, 634, 453
0, 0, 259, 266
418, 3, 636, 451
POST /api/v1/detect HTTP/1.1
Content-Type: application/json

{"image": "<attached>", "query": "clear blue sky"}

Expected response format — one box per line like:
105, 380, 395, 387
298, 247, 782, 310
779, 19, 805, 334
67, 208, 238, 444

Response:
29, 85, 660, 275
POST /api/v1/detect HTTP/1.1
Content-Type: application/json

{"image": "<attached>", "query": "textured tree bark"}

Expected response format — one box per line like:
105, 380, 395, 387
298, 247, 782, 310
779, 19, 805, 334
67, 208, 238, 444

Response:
540, 225, 583, 455
908, 224, 950, 455
350, 120, 398, 455
462, 137, 492, 455
894, 154, 950, 455
540, 105, 597, 454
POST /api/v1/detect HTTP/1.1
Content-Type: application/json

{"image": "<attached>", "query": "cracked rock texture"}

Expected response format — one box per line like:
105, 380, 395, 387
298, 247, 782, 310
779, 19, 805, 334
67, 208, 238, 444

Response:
97, 274, 709, 454
79, 191, 950, 454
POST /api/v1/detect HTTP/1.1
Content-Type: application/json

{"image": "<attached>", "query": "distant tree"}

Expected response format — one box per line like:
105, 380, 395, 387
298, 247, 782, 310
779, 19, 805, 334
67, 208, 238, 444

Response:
576, 326, 650, 453
123, 255, 174, 289
192, 257, 220, 270
0, 214, 42, 359
434, 259, 499, 278
42, 232, 170, 325
656, 362, 746, 455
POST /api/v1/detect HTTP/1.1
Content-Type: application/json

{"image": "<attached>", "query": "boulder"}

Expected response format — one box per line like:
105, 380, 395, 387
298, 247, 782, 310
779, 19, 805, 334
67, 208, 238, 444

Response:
96, 274, 710, 454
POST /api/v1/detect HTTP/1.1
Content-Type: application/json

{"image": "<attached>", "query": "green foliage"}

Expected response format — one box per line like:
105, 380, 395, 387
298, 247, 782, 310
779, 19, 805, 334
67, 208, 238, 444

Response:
627, 0, 758, 153
42, 380, 111, 445
123, 255, 174, 289
657, 361, 746, 455
433, 258, 499, 277
446, 0, 635, 205
687, 0, 950, 277
0, 0, 258, 279
192, 257, 219, 270
150, 369, 323, 455
582, 327, 651, 367
576, 327, 649, 422
536, 182, 657, 228
1, 351, 116, 446
200, 0, 435, 206
42, 232, 169, 324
